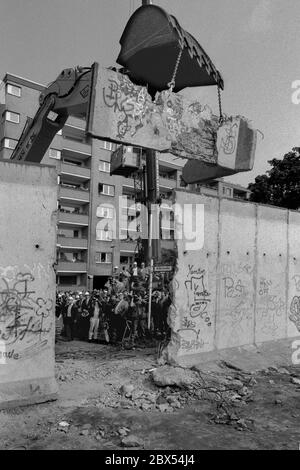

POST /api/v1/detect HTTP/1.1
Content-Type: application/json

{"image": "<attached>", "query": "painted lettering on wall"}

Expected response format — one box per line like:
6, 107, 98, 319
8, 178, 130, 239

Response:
218, 262, 254, 348
175, 266, 212, 355
289, 296, 300, 332
184, 271, 211, 325
256, 277, 285, 338
0, 269, 53, 360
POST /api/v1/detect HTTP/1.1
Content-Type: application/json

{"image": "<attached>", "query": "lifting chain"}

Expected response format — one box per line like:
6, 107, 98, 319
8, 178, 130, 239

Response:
167, 45, 184, 92
217, 85, 224, 124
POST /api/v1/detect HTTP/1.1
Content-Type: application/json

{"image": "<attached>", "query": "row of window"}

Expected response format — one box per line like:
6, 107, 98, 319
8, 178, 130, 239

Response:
1, 137, 18, 149
96, 206, 114, 218
3, 110, 20, 124
98, 183, 115, 196
96, 229, 113, 241
6, 83, 22, 97
99, 160, 110, 173
95, 252, 112, 264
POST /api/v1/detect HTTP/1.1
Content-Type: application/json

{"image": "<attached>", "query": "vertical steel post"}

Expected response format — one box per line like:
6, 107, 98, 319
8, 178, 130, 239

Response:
142, 0, 159, 331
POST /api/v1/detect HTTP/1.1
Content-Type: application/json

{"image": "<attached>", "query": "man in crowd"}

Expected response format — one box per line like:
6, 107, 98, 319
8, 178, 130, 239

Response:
88, 293, 102, 343
110, 292, 129, 343
63, 296, 78, 341
77, 291, 93, 341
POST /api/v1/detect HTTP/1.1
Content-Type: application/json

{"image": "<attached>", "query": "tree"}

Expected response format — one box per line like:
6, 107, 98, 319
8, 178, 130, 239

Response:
248, 148, 300, 210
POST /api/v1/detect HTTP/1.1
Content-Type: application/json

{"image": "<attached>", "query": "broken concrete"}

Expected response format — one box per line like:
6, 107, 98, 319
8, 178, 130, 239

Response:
152, 366, 198, 388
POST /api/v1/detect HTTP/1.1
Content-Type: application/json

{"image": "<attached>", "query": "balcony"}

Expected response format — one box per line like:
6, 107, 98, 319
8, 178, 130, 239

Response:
122, 178, 135, 189
60, 163, 91, 183
93, 263, 113, 277
59, 185, 90, 205
58, 211, 89, 228
62, 138, 91, 160
120, 240, 138, 254
159, 176, 177, 189
57, 236, 88, 250
56, 261, 87, 273
200, 186, 218, 197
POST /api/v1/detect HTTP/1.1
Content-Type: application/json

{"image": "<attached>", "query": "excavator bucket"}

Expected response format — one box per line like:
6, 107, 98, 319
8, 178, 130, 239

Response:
117, 4, 223, 94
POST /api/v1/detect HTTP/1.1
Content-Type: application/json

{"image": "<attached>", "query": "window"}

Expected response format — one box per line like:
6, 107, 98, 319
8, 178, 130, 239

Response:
95, 252, 112, 264
49, 148, 61, 160
2, 138, 18, 150
96, 206, 114, 218
102, 141, 115, 151
99, 183, 115, 196
120, 256, 133, 265
99, 160, 111, 173
96, 229, 113, 241
4, 111, 20, 124
161, 228, 175, 240
6, 84, 22, 97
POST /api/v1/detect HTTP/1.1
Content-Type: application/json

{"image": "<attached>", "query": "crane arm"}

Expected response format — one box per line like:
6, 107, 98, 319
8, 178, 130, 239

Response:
11, 63, 98, 163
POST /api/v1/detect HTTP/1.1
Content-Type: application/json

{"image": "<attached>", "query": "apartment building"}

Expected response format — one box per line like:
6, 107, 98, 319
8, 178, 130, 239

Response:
0, 72, 250, 292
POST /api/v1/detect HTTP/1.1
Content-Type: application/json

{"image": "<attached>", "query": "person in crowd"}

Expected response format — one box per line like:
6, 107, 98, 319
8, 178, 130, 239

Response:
97, 290, 110, 343
151, 290, 163, 337
77, 291, 93, 341
139, 262, 149, 283
104, 278, 113, 296
112, 277, 125, 296
131, 261, 139, 287
55, 293, 64, 341
119, 266, 131, 290
88, 292, 102, 343
62, 296, 78, 341
160, 288, 171, 338
110, 292, 129, 343
131, 293, 147, 341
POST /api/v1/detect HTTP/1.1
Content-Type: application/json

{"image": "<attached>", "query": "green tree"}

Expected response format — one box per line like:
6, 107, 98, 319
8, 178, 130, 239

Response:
248, 148, 300, 210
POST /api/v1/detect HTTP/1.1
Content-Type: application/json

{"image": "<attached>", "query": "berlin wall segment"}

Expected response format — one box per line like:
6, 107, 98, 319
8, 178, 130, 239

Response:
165, 190, 300, 366
0, 161, 58, 408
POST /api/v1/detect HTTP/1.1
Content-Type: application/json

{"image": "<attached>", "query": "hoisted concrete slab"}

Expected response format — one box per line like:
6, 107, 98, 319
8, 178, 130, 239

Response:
88, 67, 256, 182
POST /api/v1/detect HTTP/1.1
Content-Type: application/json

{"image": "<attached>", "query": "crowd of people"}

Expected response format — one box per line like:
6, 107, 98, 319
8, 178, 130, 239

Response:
55, 262, 172, 347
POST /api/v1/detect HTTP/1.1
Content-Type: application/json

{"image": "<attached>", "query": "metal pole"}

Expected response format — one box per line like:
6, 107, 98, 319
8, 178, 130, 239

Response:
147, 213, 153, 330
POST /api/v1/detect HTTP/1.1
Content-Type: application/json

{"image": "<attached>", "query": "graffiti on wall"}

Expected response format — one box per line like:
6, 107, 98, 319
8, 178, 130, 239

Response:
174, 265, 212, 354
256, 276, 285, 338
223, 277, 246, 298
102, 74, 153, 140
184, 266, 212, 326
0, 269, 53, 361
289, 275, 300, 332
289, 296, 300, 332
218, 262, 254, 348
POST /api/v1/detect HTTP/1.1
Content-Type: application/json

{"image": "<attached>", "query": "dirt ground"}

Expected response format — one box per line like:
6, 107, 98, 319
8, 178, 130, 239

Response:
0, 339, 299, 450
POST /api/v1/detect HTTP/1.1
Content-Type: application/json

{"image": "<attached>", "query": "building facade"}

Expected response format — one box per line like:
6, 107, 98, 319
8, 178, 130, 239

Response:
0, 73, 251, 292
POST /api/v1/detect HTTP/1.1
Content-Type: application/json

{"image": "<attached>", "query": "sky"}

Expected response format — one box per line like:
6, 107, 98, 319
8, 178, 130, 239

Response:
0, 0, 299, 186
